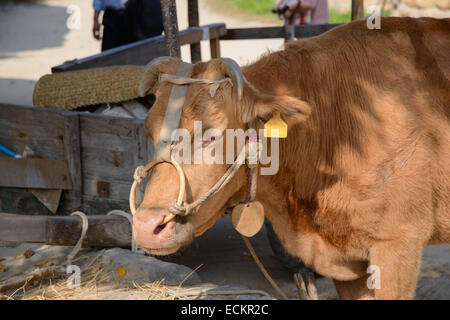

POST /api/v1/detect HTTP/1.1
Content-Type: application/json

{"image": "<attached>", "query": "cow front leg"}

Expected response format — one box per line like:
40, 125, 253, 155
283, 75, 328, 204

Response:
369, 241, 423, 300
333, 275, 375, 300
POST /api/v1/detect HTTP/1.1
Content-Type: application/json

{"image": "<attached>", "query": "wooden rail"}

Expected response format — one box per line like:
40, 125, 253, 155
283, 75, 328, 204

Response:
52, 0, 363, 71
221, 24, 342, 40
52, 23, 226, 73
0, 213, 132, 247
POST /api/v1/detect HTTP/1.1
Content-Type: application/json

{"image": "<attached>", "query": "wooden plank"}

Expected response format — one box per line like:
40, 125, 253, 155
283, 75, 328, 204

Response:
188, 0, 201, 63
208, 24, 227, 39
0, 187, 55, 215
83, 178, 132, 200
79, 114, 143, 184
133, 120, 149, 204
210, 37, 221, 59
0, 187, 129, 216
284, 24, 295, 42
133, 120, 148, 165
221, 26, 288, 40
79, 112, 138, 137
0, 158, 72, 189
221, 24, 342, 40
80, 131, 136, 152
0, 132, 65, 160
51, 24, 225, 72
352, 0, 364, 20
63, 113, 82, 211
81, 147, 136, 174
0, 104, 66, 160
160, 0, 181, 57
79, 112, 145, 199
81, 196, 129, 215
0, 104, 65, 129
47, 215, 131, 247
52, 35, 166, 73
0, 213, 47, 243
82, 163, 134, 184
30, 189, 62, 214
0, 213, 131, 247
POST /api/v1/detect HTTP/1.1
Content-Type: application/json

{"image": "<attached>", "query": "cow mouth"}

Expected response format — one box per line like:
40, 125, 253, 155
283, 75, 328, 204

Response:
138, 219, 193, 256
141, 244, 182, 256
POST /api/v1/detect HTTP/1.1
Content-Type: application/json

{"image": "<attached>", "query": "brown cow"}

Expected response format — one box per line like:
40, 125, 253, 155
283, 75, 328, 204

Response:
133, 17, 450, 299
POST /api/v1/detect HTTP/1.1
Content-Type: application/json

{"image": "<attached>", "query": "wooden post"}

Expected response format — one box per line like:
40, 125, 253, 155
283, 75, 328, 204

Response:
284, 24, 295, 43
351, 0, 364, 20
188, 0, 201, 63
209, 38, 221, 59
160, 0, 181, 58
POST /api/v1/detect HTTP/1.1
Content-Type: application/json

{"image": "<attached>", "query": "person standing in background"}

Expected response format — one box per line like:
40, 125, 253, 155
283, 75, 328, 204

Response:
274, 0, 329, 25
93, 0, 163, 52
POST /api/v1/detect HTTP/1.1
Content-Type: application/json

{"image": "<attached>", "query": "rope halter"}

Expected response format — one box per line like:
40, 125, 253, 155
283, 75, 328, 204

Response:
130, 138, 263, 224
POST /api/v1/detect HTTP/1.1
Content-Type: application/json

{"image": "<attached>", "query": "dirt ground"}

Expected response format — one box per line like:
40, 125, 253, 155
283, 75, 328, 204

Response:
0, 0, 448, 300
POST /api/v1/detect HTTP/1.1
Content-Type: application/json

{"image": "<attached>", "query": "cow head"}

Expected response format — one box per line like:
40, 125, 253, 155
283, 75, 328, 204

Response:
132, 57, 310, 255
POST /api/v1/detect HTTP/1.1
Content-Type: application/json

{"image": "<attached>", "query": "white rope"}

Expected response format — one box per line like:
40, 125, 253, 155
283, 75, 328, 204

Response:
168, 144, 247, 216
67, 210, 138, 266
107, 210, 138, 253
67, 211, 88, 266
160, 73, 232, 97
133, 165, 148, 184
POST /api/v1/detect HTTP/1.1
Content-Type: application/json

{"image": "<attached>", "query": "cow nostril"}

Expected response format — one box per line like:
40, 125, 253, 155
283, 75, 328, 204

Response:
154, 222, 167, 235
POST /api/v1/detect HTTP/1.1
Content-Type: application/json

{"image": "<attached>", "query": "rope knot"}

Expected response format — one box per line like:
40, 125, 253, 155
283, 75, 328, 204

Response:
169, 200, 193, 217
133, 165, 148, 184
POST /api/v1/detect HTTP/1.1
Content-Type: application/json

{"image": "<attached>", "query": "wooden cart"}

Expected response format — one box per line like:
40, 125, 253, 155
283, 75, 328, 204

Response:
0, 103, 150, 214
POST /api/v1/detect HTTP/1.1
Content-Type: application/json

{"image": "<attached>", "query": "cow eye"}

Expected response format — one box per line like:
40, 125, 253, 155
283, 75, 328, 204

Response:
202, 136, 216, 147
256, 116, 267, 124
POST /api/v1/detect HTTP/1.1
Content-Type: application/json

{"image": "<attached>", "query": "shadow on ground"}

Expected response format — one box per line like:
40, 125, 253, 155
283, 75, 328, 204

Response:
0, 1, 68, 58
159, 217, 339, 300
159, 216, 450, 300
0, 78, 36, 106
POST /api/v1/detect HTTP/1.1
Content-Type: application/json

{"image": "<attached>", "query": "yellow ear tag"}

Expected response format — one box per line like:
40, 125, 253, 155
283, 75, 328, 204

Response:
263, 111, 288, 138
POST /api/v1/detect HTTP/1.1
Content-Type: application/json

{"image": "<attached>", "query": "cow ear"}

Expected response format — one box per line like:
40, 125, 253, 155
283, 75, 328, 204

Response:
240, 91, 311, 127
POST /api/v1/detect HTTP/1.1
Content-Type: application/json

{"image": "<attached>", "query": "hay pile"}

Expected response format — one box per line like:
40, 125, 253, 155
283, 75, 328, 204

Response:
2, 253, 199, 300
1, 245, 273, 300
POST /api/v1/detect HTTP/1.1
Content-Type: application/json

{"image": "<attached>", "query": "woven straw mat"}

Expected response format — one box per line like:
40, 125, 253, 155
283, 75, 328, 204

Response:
33, 65, 144, 110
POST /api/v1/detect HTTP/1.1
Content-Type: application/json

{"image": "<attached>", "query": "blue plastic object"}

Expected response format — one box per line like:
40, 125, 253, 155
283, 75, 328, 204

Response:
0, 143, 20, 158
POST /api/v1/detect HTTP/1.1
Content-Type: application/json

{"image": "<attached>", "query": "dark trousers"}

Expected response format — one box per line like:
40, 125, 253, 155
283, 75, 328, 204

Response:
101, 0, 163, 52
102, 9, 133, 51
